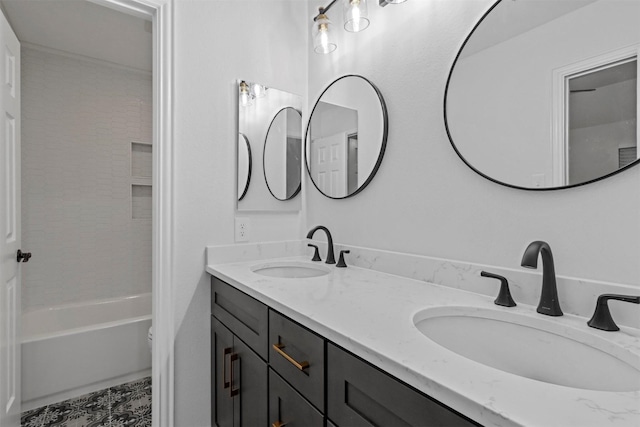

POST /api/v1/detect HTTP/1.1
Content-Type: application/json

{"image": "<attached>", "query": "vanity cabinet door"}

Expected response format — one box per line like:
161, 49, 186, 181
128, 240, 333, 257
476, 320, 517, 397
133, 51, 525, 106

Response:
233, 338, 268, 427
212, 276, 269, 360
327, 344, 479, 427
212, 317, 268, 427
269, 369, 324, 427
269, 310, 325, 410
212, 318, 234, 427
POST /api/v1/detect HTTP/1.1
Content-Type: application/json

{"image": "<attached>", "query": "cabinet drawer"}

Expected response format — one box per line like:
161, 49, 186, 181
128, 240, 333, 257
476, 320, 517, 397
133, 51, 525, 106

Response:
269, 369, 323, 427
327, 344, 479, 427
212, 276, 269, 360
269, 310, 325, 410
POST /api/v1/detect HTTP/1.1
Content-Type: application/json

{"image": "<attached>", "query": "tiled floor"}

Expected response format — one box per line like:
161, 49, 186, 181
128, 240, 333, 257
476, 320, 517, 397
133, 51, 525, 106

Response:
21, 377, 151, 427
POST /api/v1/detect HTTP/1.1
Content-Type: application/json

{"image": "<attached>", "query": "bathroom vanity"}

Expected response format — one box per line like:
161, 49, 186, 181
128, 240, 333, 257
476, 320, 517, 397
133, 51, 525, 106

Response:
211, 275, 477, 427
206, 242, 640, 427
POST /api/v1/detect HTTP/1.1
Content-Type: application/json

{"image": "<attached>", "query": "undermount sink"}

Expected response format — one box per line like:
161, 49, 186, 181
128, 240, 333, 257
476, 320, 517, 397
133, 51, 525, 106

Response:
413, 306, 640, 392
251, 261, 331, 279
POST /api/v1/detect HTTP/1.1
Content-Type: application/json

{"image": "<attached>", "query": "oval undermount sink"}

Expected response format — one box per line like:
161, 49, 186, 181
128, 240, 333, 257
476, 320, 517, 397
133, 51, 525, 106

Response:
413, 306, 640, 392
251, 261, 330, 279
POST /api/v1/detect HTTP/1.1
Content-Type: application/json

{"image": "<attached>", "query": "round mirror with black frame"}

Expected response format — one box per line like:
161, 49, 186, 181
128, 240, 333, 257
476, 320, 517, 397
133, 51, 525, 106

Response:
237, 133, 252, 201
263, 107, 303, 201
305, 74, 388, 199
445, 0, 639, 191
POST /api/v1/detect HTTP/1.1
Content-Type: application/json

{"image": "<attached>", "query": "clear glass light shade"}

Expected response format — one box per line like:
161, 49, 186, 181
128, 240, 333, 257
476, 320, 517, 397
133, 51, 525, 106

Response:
312, 14, 337, 54
343, 0, 369, 32
251, 83, 267, 99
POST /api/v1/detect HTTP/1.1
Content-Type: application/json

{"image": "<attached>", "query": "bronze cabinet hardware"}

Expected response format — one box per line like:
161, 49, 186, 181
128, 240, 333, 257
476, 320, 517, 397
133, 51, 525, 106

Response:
272, 343, 309, 371
230, 353, 240, 397
223, 347, 232, 389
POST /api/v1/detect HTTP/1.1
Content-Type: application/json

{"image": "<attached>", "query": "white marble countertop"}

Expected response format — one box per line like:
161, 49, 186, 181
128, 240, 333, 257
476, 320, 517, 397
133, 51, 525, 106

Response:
206, 255, 640, 427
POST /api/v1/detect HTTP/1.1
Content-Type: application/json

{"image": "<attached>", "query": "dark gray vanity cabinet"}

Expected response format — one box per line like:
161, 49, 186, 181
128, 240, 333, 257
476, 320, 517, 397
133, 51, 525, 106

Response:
211, 275, 481, 427
327, 343, 479, 427
211, 277, 269, 427
212, 276, 269, 360
269, 369, 324, 427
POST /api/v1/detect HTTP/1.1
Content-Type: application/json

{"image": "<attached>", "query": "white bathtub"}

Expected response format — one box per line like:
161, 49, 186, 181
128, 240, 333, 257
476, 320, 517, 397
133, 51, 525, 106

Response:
21, 293, 152, 410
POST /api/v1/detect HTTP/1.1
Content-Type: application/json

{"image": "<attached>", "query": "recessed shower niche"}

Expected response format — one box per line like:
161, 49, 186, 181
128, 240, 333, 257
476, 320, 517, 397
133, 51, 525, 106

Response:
131, 141, 152, 219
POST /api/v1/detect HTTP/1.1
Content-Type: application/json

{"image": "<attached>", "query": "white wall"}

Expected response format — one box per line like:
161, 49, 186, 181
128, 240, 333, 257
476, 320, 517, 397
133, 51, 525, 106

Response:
21, 46, 152, 311
305, 0, 639, 287
448, 0, 640, 187
173, 1, 307, 425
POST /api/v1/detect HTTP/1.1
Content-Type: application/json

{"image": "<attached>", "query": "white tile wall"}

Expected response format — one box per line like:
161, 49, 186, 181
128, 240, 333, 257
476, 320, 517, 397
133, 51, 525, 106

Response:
21, 46, 152, 311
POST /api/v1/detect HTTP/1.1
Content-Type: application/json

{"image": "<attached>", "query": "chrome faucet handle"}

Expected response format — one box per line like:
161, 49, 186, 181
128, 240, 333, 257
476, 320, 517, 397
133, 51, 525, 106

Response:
307, 244, 322, 262
587, 294, 640, 331
336, 250, 350, 268
480, 271, 516, 307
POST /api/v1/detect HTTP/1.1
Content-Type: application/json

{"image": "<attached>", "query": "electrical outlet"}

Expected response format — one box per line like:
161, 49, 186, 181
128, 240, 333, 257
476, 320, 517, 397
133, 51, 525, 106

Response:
235, 217, 250, 242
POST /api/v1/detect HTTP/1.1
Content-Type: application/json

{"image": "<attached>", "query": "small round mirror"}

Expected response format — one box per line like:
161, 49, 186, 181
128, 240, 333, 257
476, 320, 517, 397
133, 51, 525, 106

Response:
263, 108, 302, 201
305, 75, 388, 199
237, 133, 252, 201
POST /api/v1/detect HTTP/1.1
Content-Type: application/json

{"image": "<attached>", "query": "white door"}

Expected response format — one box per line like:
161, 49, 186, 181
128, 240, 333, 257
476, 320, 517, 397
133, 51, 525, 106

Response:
311, 132, 348, 198
0, 9, 20, 427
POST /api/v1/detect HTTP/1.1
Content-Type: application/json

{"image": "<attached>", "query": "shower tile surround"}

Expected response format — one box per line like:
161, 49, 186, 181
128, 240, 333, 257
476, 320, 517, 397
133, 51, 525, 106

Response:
20, 377, 151, 427
21, 46, 152, 310
206, 240, 640, 426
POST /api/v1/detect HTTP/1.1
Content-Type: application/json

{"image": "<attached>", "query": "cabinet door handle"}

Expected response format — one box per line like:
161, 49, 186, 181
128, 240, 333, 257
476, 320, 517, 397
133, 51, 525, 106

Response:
229, 353, 240, 397
222, 347, 232, 389
272, 343, 309, 371
272, 421, 287, 427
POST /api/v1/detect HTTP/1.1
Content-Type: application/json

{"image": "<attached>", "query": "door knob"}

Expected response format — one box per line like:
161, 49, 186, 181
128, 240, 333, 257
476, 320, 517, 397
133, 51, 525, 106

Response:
17, 250, 32, 263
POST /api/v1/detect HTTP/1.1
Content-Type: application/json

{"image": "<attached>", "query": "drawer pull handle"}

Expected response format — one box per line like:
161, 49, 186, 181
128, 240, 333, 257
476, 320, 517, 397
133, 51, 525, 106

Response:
272, 343, 309, 371
230, 353, 240, 397
272, 421, 287, 427
222, 347, 232, 389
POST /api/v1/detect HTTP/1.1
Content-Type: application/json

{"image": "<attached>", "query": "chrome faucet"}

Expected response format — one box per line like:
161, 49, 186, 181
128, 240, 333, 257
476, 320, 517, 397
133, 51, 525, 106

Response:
521, 241, 563, 316
306, 225, 335, 264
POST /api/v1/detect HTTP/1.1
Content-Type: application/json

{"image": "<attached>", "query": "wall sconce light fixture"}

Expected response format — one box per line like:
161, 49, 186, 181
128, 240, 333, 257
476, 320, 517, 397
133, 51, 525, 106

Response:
312, 7, 337, 54
313, 0, 406, 54
239, 81, 253, 107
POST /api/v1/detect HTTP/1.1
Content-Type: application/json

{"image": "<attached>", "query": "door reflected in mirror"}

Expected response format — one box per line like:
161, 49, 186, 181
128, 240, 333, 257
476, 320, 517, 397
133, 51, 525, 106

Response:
445, 0, 639, 190
568, 59, 637, 185
306, 75, 387, 199
237, 80, 302, 211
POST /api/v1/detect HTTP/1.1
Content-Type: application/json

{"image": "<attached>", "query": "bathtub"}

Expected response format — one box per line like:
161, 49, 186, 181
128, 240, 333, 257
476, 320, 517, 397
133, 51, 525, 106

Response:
21, 293, 152, 411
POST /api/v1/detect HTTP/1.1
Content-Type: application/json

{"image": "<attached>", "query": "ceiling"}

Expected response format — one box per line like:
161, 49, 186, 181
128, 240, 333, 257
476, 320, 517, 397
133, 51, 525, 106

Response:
0, 0, 152, 72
